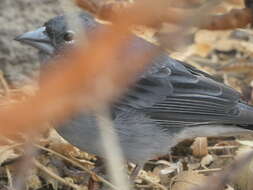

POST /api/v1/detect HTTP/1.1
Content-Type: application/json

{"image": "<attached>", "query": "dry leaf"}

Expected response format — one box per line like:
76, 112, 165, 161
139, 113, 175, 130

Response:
38, 164, 60, 190
26, 169, 42, 190
171, 171, 207, 190
200, 154, 214, 168
194, 30, 231, 45
0, 145, 20, 165
187, 162, 201, 170
139, 170, 160, 183
153, 162, 179, 185
18, 84, 38, 96
225, 184, 234, 190
218, 62, 253, 73
234, 146, 253, 190
192, 43, 213, 57
191, 137, 208, 157
237, 140, 253, 147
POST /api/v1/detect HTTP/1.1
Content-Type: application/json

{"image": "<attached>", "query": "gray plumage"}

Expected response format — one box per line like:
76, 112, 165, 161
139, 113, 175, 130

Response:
15, 12, 253, 166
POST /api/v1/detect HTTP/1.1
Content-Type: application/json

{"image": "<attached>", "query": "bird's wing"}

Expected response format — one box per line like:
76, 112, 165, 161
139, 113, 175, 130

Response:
113, 49, 242, 126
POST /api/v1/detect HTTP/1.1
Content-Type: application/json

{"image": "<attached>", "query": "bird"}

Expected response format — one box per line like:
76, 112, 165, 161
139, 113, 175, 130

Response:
15, 11, 253, 171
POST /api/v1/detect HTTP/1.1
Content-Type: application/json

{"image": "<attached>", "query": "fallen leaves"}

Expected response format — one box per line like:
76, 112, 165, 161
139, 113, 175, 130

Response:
171, 171, 207, 190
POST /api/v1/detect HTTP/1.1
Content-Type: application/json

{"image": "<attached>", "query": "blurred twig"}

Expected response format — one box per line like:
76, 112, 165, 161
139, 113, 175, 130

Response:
0, 71, 10, 96
0, 0, 168, 137
13, 141, 38, 190
159, 0, 223, 49
96, 109, 130, 190
75, 0, 253, 30
0, 1, 168, 190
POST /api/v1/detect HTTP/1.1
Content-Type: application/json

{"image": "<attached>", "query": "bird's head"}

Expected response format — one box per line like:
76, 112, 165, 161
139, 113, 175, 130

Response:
15, 12, 98, 56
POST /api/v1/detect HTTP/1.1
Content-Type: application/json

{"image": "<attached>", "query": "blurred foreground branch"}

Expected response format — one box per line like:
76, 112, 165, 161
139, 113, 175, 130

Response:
75, 0, 253, 30
0, 0, 168, 137
0, 0, 229, 137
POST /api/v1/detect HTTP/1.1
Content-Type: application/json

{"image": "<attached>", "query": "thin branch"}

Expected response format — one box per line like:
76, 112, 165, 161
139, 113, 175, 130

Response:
96, 109, 130, 190
35, 144, 118, 190
5, 166, 13, 189
34, 159, 81, 190
138, 171, 167, 190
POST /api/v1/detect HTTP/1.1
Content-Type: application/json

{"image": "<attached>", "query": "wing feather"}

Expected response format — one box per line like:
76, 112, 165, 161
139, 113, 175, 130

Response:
113, 36, 241, 126
115, 60, 240, 125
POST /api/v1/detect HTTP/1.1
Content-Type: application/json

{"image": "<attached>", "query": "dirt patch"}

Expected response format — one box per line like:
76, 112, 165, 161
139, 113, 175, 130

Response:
0, 0, 61, 87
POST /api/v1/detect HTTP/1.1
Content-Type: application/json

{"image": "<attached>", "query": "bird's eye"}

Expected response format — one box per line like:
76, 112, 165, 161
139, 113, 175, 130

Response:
63, 31, 75, 42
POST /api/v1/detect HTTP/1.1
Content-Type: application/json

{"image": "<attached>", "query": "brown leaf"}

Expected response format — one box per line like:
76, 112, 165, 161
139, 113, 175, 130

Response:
26, 168, 42, 190
171, 171, 208, 190
200, 154, 214, 168
0, 145, 20, 166
233, 146, 253, 190
191, 137, 208, 158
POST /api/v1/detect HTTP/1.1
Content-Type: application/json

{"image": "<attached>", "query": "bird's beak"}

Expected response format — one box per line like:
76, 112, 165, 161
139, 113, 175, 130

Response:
15, 27, 55, 55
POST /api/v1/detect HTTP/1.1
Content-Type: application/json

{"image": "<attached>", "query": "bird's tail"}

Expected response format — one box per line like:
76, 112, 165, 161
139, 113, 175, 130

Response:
235, 102, 253, 129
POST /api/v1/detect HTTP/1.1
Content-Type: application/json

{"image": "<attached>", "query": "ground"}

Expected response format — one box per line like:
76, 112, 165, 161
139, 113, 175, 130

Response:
0, 0, 60, 87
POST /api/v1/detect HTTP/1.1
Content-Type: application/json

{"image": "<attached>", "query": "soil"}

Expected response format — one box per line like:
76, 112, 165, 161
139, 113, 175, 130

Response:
0, 0, 61, 87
